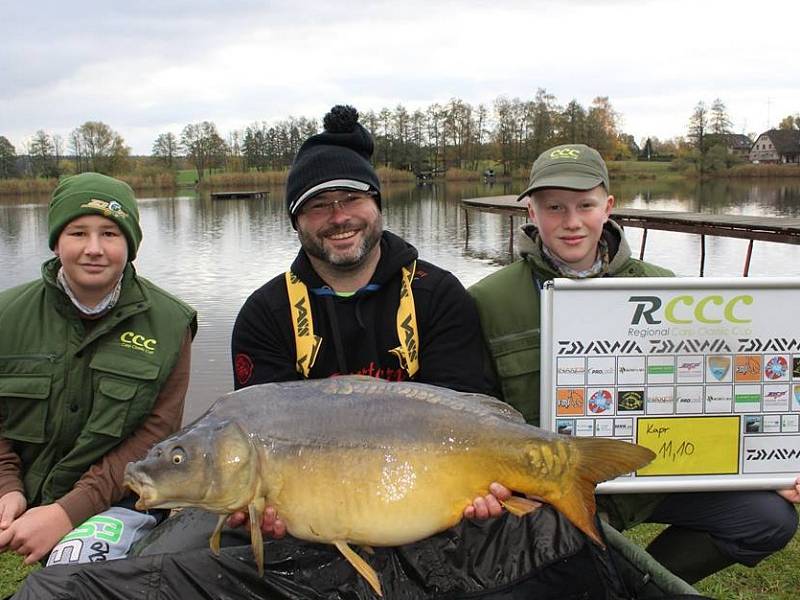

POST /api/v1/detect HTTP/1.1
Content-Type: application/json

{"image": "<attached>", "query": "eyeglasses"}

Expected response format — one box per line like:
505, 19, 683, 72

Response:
300, 191, 378, 217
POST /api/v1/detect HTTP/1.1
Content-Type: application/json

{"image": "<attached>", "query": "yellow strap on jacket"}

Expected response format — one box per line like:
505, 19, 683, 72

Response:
389, 262, 419, 377
285, 271, 322, 377
285, 261, 419, 378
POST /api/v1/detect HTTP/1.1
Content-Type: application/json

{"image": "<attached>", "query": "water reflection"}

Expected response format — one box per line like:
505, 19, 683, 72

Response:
2, 179, 800, 420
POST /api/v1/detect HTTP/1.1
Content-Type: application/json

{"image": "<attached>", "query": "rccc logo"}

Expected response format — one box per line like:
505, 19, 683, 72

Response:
550, 148, 580, 159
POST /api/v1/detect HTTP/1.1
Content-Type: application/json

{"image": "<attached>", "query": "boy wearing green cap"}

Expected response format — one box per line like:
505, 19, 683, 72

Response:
470, 144, 800, 583
0, 172, 197, 566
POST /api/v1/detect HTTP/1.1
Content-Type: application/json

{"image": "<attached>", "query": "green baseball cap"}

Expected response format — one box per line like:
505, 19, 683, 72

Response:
516, 143, 610, 201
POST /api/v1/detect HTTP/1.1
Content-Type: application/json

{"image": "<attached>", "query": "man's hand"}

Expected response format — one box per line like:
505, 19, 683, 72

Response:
227, 506, 287, 538
0, 491, 27, 530
0, 503, 73, 564
463, 482, 513, 520
777, 476, 800, 504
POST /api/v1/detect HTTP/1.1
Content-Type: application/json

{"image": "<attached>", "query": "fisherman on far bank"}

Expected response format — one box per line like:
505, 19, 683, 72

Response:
469, 143, 800, 584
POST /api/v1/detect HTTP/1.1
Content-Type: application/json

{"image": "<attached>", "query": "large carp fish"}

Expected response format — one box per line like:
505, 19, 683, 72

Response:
124, 376, 654, 596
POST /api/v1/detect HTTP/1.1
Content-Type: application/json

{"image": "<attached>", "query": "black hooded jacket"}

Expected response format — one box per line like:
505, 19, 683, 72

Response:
231, 231, 492, 393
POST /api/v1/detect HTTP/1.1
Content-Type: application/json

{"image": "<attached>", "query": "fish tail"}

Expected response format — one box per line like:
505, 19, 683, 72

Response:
569, 437, 656, 486
520, 437, 654, 547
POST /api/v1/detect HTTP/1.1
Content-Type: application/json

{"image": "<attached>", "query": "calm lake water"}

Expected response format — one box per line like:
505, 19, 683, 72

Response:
2, 178, 800, 422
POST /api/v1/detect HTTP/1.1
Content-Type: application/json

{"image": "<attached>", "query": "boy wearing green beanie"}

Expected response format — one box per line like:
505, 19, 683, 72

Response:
0, 172, 197, 566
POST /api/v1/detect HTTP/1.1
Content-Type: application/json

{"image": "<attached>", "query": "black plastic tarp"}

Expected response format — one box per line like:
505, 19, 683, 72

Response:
12, 507, 702, 599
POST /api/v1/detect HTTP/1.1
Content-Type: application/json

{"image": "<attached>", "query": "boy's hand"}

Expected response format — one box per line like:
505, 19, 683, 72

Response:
0, 491, 27, 529
777, 475, 800, 504
227, 506, 287, 539
0, 503, 73, 564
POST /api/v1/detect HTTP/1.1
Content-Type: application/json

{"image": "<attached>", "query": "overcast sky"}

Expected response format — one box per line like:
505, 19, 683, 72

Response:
2, 0, 797, 155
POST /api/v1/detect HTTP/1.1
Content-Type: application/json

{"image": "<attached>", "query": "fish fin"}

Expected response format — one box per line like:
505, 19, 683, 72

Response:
334, 540, 382, 597
248, 502, 265, 576
501, 496, 542, 517
361, 545, 375, 555
554, 438, 655, 547
570, 437, 656, 485
209, 514, 228, 555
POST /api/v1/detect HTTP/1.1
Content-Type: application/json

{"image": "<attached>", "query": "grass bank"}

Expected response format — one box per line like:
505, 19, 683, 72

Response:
624, 510, 800, 599
723, 164, 800, 178
0, 172, 177, 196
181, 166, 415, 188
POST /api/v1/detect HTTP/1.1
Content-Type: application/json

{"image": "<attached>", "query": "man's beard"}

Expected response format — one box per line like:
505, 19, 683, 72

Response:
298, 214, 383, 270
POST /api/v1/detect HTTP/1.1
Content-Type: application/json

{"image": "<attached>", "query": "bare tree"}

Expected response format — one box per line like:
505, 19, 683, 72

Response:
180, 121, 227, 183
152, 132, 179, 168
688, 101, 709, 153
71, 121, 130, 174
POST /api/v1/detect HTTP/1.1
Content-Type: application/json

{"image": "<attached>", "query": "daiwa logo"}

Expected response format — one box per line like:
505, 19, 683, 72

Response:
746, 448, 800, 461
120, 331, 157, 353
629, 295, 753, 325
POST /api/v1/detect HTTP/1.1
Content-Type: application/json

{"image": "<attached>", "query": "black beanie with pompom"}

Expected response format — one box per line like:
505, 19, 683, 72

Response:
285, 105, 381, 227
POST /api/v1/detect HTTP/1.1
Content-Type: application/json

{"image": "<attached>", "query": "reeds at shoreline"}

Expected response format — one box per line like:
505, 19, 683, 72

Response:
2, 163, 799, 196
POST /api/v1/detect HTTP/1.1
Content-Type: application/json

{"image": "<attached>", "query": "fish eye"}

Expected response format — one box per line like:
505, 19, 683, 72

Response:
171, 447, 186, 465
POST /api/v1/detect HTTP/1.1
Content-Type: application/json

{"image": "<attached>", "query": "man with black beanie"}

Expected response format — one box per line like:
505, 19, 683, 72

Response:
232, 105, 492, 395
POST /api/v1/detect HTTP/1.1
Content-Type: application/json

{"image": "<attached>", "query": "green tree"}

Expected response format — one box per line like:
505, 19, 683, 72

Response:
688, 101, 708, 154
180, 121, 227, 183
492, 97, 516, 175
71, 121, 130, 174
559, 100, 587, 144
443, 98, 473, 169
709, 98, 732, 134
529, 89, 558, 162
615, 133, 639, 160
0, 136, 18, 178
152, 132, 178, 168
243, 122, 269, 171
28, 130, 59, 178
425, 103, 445, 173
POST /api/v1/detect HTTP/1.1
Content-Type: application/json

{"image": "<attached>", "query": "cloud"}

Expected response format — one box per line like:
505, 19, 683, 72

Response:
1, 0, 797, 153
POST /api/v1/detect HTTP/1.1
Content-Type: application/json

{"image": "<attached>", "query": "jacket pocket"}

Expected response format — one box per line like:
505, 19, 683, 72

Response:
89, 355, 160, 438
491, 329, 541, 378
0, 374, 52, 443
490, 330, 541, 424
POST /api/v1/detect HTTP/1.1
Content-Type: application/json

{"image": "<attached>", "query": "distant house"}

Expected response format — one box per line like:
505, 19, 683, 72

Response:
749, 129, 800, 164
705, 133, 753, 158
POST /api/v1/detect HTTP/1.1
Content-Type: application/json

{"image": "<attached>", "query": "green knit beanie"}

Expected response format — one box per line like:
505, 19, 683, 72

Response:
48, 172, 143, 260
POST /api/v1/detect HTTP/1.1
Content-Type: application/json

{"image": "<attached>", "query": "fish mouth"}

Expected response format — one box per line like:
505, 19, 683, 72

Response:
123, 468, 160, 510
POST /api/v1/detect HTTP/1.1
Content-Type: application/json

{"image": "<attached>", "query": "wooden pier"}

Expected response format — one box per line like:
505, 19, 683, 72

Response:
210, 190, 267, 200
461, 195, 800, 276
